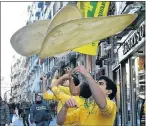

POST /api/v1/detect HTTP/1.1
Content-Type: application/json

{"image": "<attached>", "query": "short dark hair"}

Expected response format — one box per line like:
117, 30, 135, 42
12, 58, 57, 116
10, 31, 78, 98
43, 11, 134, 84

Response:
97, 76, 117, 100
79, 82, 92, 99
36, 94, 42, 99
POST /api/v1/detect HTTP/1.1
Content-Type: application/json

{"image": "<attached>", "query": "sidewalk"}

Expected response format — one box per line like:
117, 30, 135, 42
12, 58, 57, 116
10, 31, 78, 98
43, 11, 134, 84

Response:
50, 116, 57, 125
11, 117, 23, 126
11, 115, 56, 126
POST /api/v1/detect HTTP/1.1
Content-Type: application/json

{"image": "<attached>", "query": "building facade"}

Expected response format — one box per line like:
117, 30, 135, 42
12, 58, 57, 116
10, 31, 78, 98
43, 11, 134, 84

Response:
10, 55, 22, 103
111, 2, 145, 126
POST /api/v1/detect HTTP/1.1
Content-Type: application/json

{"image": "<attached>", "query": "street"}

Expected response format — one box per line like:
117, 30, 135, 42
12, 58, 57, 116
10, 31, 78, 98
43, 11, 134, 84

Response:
11, 116, 56, 126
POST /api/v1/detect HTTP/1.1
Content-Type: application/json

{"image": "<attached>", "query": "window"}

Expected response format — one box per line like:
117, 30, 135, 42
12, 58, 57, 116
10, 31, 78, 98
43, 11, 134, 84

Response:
48, 11, 51, 19
122, 60, 132, 125
130, 46, 145, 125
53, 3, 56, 16
60, 2, 63, 8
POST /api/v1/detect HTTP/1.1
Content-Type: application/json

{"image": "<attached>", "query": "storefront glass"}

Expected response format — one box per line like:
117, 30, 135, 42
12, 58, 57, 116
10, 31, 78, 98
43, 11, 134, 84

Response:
121, 60, 132, 125
126, 60, 132, 125
130, 46, 145, 126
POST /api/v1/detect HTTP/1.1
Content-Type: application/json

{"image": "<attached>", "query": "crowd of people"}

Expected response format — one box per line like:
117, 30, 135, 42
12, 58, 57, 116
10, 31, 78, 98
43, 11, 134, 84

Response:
0, 64, 117, 126
0, 95, 56, 126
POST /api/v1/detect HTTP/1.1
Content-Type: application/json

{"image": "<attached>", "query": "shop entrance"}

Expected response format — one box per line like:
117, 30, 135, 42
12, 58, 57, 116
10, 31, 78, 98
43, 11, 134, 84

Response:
130, 46, 145, 126
119, 46, 145, 126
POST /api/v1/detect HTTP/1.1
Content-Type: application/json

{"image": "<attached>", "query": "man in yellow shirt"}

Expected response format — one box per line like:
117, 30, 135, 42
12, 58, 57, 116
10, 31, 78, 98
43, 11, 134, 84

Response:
51, 73, 92, 126
57, 65, 117, 126
42, 69, 82, 113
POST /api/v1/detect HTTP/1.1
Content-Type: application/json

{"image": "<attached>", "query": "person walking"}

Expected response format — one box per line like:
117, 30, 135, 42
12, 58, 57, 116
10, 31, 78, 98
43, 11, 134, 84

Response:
8, 101, 16, 123
0, 96, 10, 126
16, 102, 21, 118
20, 99, 30, 126
30, 94, 52, 126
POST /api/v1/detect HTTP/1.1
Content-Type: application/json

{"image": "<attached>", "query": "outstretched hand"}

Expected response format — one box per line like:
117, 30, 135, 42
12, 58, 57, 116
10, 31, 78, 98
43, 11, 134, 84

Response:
61, 73, 70, 80
73, 65, 88, 76
42, 73, 47, 81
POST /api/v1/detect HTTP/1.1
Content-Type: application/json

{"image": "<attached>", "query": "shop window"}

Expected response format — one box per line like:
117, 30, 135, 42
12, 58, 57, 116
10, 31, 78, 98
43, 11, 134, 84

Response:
122, 60, 132, 125
60, 2, 63, 8
53, 3, 56, 16
130, 48, 145, 126
48, 11, 51, 19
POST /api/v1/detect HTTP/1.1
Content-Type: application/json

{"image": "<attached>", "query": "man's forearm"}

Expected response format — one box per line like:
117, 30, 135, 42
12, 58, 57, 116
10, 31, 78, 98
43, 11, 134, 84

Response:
69, 78, 78, 96
42, 80, 47, 93
57, 105, 68, 125
51, 76, 64, 88
84, 73, 106, 109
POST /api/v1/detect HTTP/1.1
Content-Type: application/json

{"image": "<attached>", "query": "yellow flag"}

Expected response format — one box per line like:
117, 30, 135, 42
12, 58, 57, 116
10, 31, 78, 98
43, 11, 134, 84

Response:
73, 2, 110, 55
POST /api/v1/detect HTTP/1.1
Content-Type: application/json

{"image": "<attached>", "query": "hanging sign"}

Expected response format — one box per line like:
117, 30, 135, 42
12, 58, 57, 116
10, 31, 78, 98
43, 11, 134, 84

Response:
123, 21, 145, 55
118, 21, 145, 62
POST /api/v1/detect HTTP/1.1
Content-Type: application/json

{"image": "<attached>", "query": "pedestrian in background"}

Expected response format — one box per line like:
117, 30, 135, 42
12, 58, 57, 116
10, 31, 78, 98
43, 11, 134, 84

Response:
20, 98, 30, 126
8, 101, 16, 123
30, 94, 52, 126
0, 96, 10, 126
16, 102, 21, 118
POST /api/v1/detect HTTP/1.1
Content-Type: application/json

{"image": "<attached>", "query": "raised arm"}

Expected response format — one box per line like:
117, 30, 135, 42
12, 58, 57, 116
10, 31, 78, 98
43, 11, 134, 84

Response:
42, 74, 47, 93
74, 65, 106, 109
50, 73, 70, 89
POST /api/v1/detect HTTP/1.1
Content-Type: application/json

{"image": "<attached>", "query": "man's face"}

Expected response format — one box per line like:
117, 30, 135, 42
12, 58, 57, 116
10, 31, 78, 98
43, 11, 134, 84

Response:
97, 79, 112, 97
36, 95, 42, 101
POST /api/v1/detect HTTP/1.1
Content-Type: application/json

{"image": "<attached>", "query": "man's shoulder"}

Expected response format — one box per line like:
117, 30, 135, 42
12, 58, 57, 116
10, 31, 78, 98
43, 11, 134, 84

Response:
107, 98, 117, 106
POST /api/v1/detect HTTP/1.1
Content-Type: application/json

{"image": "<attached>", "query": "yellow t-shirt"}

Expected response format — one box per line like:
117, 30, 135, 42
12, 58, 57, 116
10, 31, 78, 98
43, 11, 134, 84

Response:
52, 87, 85, 112
65, 98, 117, 126
52, 86, 86, 125
43, 85, 71, 112
43, 78, 72, 113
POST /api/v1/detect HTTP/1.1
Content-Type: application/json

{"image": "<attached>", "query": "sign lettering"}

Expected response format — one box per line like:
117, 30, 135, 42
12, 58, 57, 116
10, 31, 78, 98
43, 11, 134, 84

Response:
123, 22, 145, 55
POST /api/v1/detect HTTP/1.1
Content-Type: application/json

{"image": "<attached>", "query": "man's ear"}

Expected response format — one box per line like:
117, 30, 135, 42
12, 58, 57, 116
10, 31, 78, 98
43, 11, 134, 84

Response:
107, 89, 112, 95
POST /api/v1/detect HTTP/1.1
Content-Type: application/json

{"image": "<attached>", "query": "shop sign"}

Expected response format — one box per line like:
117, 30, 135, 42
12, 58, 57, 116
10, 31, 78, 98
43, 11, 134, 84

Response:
117, 21, 145, 62
123, 21, 145, 55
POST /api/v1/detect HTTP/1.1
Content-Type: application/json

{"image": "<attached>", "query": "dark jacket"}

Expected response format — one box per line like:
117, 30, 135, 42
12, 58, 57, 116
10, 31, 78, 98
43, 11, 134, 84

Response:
20, 102, 30, 116
30, 101, 52, 123
8, 103, 16, 114
0, 101, 10, 124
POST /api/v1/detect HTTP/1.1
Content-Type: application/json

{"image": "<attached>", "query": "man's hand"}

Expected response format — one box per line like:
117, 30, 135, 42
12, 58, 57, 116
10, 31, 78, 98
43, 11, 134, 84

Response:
61, 73, 71, 80
64, 97, 78, 108
74, 65, 89, 76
